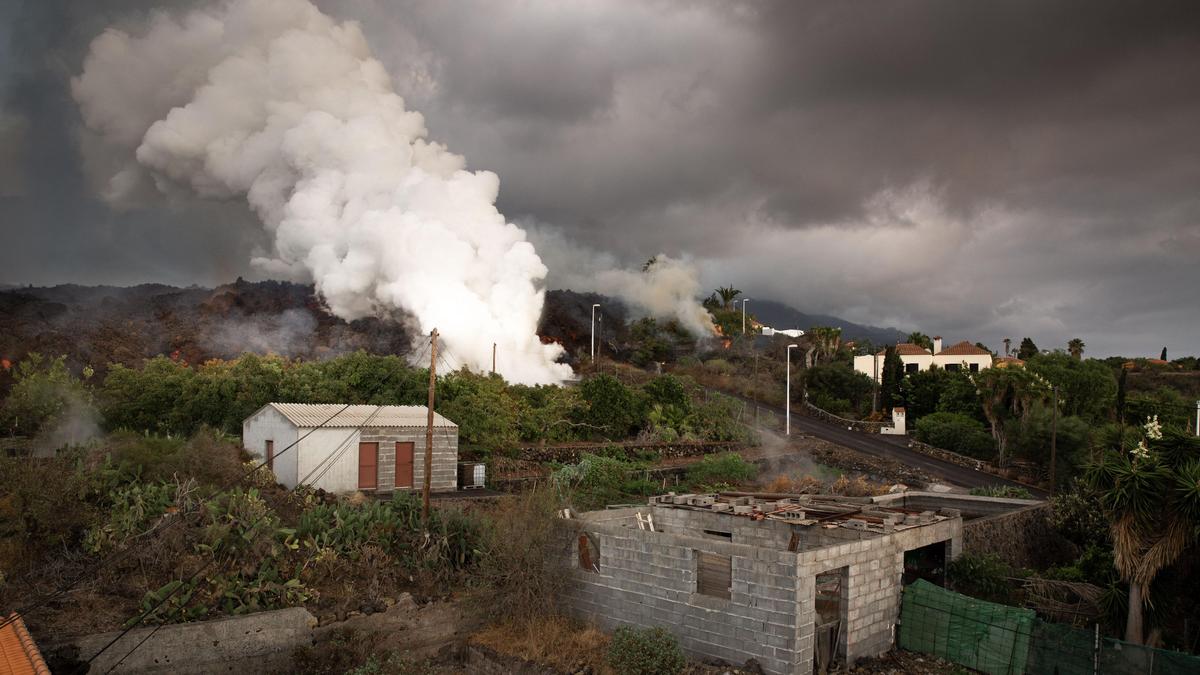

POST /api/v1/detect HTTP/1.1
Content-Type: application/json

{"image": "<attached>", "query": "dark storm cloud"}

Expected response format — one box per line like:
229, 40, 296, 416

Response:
2, 0, 1199, 355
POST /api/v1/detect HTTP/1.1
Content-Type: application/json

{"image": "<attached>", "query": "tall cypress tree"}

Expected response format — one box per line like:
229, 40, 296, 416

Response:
1160, 347, 1168, 361
879, 345, 904, 411
1017, 337, 1039, 360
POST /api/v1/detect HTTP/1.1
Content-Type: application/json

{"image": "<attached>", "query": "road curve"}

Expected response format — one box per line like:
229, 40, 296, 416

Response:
726, 392, 1047, 497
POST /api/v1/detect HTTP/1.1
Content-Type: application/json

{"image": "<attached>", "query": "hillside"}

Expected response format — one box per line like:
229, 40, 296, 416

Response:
749, 299, 907, 345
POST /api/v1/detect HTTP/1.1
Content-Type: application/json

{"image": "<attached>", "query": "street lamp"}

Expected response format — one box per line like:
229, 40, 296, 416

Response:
786, 344, 799, 436
590, 303, 601, 362
742, 298, 749, 334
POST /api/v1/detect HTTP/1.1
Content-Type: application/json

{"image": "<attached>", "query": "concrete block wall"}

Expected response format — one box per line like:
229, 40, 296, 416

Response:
364, 427, 458, 493
871, 492, 1042, 520
565, 509, 806, 675
648, 506, 795, 550
795, 518, 961, 663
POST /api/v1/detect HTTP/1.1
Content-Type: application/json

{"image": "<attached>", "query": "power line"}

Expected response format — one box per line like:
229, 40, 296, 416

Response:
0, 399, 368, 633
79, 388, 398, 672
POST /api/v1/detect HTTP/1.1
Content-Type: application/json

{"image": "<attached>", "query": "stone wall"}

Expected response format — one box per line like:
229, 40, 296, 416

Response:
802, 402, 884, 434
962, 503, 1076, 569
516, 441, 744, 464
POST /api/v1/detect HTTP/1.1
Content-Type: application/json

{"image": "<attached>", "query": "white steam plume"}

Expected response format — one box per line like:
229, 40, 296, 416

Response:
71, 0, 570, 384
526, 226, 715, 336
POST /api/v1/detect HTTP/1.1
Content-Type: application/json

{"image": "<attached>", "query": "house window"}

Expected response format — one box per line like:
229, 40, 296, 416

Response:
265, 440, 274, 472
703, 529, 732, 540
696, 551, 731, 599
945, 363, 961, 372
578, 534, 600, 573
905, 363, 919, 374
969, 363, 980, 373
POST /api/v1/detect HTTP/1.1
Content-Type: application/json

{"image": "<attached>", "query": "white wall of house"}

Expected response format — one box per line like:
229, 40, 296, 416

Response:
242, 406, 299, 487
854, 352, 991, 382
931, 354, 992, 373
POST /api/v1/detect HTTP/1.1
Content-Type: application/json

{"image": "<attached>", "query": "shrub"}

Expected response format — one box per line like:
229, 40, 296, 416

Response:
551, 453, 634, 510
947, 553, 1024, 604
606, 625, 686, 675
969, 485, 1034, 499
914, 412, 996, 459
473, 488, 570, 624
685, 452, 757, 488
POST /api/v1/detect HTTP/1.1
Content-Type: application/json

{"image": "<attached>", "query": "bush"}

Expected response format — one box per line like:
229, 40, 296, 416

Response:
685, 452, 757, 488
551, 453, 633, 510
473, 488, 570, 624
914, 412, 995, 459
606, 625, 686, 675
947, 553, 1024, 604
969, 485, 1034, 499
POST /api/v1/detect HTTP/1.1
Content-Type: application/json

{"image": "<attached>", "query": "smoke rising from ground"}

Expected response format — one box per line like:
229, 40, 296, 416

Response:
527, 226, 715, 336
70, 0, 570, 384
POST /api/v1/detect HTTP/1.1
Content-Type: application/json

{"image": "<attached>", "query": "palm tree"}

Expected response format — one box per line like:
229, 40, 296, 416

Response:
1085, 425, 1200, 644
907, 332, 933, 351
1068, 338, 1085, 360
714, 286, 741, 309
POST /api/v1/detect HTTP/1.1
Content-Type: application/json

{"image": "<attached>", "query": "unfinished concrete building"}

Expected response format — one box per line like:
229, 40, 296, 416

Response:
563, 493, 969, 675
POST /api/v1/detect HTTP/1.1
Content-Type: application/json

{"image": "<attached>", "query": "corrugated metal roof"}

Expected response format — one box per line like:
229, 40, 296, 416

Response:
265, 403, 456, 428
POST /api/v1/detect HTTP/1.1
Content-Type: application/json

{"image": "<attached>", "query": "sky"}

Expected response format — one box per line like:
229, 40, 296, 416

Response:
1, 0, 1198, 358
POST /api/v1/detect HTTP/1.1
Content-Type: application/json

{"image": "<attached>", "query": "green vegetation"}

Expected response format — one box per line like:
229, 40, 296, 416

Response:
968, 485, 1034, 499
947, 553, 1026, 605
606, 625, 686, 675
0, 352, 95, 437
805, 363, 874, 417
914, 412, 995, 460
684, 452, 757, 489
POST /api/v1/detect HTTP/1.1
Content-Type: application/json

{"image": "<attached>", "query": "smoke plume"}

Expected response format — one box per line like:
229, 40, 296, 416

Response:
526, 226, 715, 336
71, 0, 571, 384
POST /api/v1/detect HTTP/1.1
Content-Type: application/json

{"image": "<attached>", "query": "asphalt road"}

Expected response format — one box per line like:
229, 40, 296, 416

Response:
727, 393, 1048, 497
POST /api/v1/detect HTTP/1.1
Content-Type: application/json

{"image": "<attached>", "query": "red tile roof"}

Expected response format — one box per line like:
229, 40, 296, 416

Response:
936, 341, 991, 356
0, 614, 49, 675
877, 343, 931, 356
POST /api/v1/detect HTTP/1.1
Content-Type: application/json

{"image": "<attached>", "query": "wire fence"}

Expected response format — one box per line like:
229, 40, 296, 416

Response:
899, 580, 1200, 675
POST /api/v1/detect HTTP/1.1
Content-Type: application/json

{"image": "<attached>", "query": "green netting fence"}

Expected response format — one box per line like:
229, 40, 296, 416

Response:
899, 580, 1200, 675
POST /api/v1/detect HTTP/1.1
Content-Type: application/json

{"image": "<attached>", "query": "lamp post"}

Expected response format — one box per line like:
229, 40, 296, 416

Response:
742, 298, 749, 334
590, 303, 600, 363
786, 344, 799, 436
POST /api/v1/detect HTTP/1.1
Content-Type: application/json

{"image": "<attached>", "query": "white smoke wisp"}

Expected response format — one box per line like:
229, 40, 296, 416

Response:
71, 0, 570, 384
526, 226, 716, 336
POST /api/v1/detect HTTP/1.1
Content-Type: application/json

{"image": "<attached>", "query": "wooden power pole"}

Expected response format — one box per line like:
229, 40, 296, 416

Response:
492, 342, 496, 374
1050, 385, 1058, 495
423, 328, 438, 522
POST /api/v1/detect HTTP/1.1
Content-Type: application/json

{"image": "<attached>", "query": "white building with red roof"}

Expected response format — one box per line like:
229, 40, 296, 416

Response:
853, 336, 994, 383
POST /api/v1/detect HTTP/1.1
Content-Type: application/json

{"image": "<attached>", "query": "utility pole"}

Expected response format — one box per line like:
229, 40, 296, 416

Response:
786, 344, 799, 436
1050, 385, 1058, 494
1195, 401, 1199, 437
491, 342, 496, 374
423, 328, 438, 522
753, 352, 759, 428
590, 303, 601, 365
873, 352, 880, 412
742, 298, 749, 334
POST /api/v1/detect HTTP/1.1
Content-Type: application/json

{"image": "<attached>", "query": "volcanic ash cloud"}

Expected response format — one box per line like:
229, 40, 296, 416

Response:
71, 0, 571, 384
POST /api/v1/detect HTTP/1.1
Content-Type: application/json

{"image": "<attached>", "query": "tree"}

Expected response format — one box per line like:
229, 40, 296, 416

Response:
1, 353, 95, 437
576, 374, 645, 439
629, 318, 670, 367
808, 326, 843, 366
1084, 423, 1200, 644
1068, 338, 1086, 360
974, 367, 1050, 465
1017, 337, 1039, 360
1025, 352, 1116, 422
879, 346, 904, 411
899, 368, 950, 422
806, 364, 874, 416
907, 332, 933, 351
438, 371, 522, 452
1160, 347, 1168, 361
713, 286, 741, 309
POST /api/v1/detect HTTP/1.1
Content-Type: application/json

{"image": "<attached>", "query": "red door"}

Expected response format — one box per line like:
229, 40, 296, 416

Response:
358, 442, 378, 489
395, 441, 414, 488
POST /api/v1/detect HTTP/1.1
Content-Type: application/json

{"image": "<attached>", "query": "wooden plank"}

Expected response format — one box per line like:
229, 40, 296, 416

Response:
697, 552, 731, 599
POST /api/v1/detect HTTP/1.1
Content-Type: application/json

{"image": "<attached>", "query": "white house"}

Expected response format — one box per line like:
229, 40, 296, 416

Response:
761, 326, 805, 338
242, 403, 458, 494
853, 336, 993, 383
